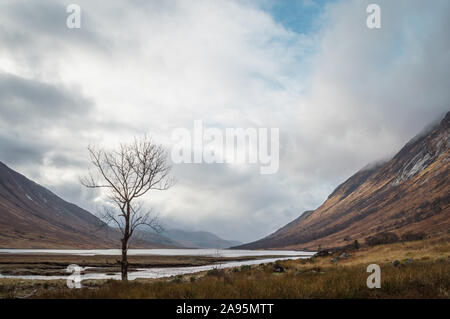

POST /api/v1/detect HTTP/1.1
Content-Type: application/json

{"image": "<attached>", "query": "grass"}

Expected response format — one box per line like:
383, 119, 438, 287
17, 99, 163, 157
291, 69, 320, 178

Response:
0, 279, 68, 298
31, 236, 450, 299
33, 259, 449, 299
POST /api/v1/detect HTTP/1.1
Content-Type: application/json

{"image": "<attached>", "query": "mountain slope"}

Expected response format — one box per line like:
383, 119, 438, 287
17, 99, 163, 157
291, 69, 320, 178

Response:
163, 229, 241, 249
0, 162, 169, 248
237, 111, 450, 250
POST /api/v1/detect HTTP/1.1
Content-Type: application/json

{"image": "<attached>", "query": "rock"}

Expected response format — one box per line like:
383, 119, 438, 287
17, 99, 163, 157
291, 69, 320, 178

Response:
339, 252, 350, 258
392, 260, 401, 267
315, 250, 331, 257
273, 263, 284, 273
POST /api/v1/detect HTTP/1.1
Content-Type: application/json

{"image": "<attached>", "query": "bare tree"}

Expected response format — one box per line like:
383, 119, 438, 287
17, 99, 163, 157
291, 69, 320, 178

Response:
81, 136, 174, 281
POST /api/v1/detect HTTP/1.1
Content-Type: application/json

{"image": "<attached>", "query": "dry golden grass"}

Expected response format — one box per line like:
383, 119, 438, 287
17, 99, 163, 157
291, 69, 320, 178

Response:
298, 235, 450, 268
34, 259, 449, 299
32, 236, 450, 299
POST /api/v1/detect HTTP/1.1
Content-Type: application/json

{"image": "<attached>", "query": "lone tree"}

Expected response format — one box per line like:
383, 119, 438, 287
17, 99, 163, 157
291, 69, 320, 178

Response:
81, 136, 174, 281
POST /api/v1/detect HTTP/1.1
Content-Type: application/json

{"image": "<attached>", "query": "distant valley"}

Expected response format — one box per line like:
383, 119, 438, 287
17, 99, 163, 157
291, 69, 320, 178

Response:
162, 229, 241, 249
1, 112, 448, 251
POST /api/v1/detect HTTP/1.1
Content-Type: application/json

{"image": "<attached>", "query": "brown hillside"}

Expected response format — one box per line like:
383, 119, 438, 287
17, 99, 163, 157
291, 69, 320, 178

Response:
237, 111, 450, 250
0, 161, 169, 248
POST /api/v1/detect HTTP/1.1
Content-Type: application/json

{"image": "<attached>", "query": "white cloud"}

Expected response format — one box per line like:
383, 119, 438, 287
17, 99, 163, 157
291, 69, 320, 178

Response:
0, 0, 448, 242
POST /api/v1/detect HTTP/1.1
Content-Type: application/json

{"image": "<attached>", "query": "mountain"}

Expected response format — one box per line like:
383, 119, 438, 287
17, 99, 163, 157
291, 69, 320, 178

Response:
236, 111, 450, 250
133, 229, 181, 247
0, 161, 240, 249
0, 161, 170, 248
161, 229, 242, 249
135, 228, 242, 249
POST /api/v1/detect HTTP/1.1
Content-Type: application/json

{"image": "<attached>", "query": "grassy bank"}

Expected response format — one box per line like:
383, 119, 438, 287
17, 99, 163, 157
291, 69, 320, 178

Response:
1, 236, 449, 298
36, 258, 449, 298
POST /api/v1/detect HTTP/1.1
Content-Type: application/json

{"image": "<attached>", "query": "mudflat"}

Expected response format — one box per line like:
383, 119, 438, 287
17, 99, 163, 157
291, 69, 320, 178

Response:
0, 253, 286, 276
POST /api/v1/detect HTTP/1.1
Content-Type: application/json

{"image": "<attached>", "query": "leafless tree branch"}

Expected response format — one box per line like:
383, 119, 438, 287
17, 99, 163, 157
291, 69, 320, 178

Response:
81, 136, 174, 280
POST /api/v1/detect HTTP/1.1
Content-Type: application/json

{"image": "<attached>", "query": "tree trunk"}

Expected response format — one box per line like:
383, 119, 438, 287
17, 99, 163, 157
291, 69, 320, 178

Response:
121, 203, 131, 281
121, 237, 128, 281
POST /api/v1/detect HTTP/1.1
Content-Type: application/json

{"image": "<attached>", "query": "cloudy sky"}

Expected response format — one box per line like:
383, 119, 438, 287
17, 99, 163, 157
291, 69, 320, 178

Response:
0, 0, 449, 242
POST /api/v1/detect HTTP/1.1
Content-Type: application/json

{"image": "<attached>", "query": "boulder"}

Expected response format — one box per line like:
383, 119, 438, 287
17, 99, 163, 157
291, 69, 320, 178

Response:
339, 252, 350, 258
315, 250, 331, 257
272, 263, 284, 273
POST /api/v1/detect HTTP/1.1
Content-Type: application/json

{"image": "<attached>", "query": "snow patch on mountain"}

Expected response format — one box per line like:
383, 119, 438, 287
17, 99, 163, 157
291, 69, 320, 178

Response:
392, 125, 449, 186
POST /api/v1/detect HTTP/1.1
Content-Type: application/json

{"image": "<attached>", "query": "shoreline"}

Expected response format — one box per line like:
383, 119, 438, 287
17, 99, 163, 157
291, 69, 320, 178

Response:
0, 253, 308, 277
0, 236, 448, 298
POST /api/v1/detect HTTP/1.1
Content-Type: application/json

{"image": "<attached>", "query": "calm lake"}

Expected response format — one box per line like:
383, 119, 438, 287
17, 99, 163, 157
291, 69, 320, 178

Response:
0, 249, 314, 281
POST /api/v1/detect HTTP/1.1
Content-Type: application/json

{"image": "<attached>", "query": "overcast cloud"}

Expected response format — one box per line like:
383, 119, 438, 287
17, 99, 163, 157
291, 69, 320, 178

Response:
0, 0, 448, 242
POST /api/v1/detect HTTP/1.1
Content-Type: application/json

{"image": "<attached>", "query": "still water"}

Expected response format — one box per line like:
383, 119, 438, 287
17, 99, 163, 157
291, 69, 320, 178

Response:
0, 248, 313, 257
0, 249, 314, 281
